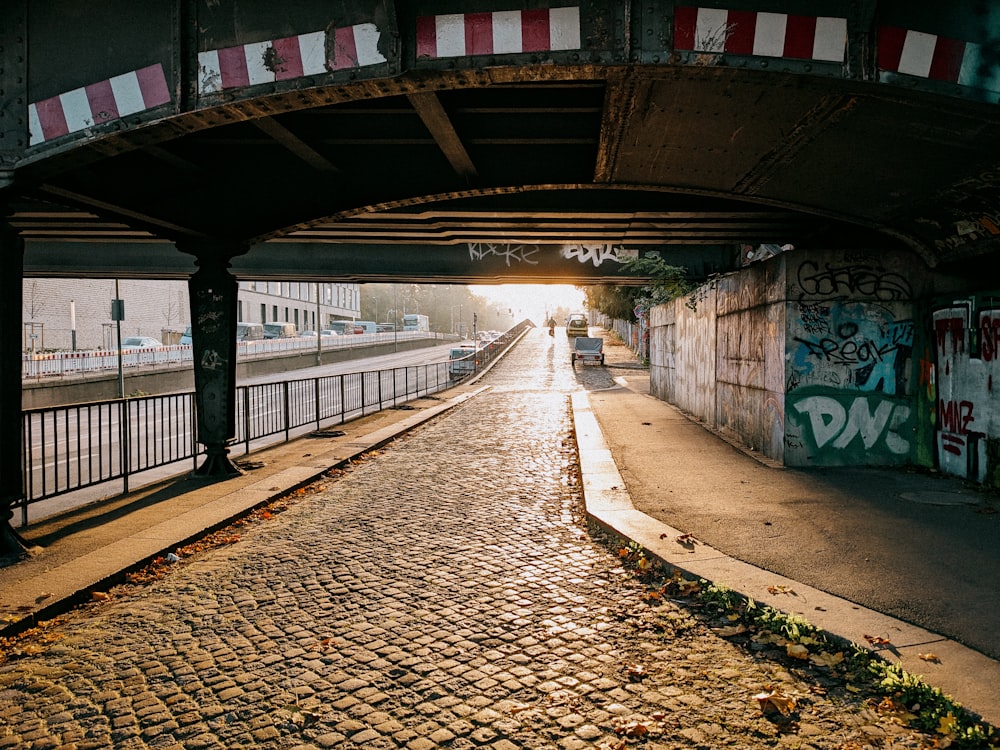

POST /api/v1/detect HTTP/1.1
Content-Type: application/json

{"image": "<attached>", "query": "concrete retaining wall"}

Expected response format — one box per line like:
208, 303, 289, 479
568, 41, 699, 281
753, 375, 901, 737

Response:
650, 248, 936, 471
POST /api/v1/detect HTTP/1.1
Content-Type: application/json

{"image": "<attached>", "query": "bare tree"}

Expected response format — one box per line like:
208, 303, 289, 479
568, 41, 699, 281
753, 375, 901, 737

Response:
23, 280, 47, 320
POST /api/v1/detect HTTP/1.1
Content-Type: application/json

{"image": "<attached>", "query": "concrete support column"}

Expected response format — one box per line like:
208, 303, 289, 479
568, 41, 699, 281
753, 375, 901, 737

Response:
0, 208, 29, 558
182, 242, 246, 477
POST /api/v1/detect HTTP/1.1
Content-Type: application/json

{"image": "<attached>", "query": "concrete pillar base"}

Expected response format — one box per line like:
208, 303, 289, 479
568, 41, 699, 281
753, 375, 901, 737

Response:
193, 445, 243, 478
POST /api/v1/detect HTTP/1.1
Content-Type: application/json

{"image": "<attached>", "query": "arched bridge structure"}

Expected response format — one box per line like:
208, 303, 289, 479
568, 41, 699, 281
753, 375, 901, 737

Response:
3, 1, 1000, 549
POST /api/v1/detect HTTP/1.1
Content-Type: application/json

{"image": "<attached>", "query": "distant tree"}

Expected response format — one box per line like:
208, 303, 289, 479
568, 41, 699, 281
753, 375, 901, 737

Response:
584, 256, 691, 322
24, 280, 47, 320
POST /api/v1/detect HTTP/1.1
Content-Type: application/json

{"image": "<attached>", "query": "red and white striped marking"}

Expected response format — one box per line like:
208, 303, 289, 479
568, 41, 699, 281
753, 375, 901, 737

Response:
674, 7, 847, 63
878, 26, 1000, 94
198, 23, 387, 95
416, 7, 581, 59
28, 64, 170, 146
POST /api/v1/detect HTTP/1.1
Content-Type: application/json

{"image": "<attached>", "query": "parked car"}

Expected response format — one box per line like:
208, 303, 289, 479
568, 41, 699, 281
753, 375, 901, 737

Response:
448, 345, 479, 379
236, 322, 264, 341
299, 330, 318, 337
565, 313, 589, 338
329, 320, 365, 335
320, 329, 341, 337
262, 322, 298, 339
121, 336, 162, 348
180, 322, 264, 344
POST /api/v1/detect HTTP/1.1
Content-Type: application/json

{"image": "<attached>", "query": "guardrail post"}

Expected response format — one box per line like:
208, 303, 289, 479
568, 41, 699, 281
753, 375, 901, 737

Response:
340, 375, 346, 424
283, 381, 290, 442
315, 377, 321, 431
243, 387, 251, 456
121, 397, 131, 495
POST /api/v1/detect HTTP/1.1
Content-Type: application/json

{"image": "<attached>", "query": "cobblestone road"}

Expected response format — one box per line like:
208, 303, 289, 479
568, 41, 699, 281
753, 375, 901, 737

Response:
0, 330, 937, 748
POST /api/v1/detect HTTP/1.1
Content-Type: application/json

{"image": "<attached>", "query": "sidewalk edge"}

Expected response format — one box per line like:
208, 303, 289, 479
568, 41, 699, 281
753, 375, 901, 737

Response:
571, 390, 1000, 727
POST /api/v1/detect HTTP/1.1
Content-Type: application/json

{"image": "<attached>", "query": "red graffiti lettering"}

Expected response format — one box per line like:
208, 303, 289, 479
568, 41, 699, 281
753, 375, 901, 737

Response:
981, 316, 1000, 361
935, 317, 965, 355
940, 433, 965, 456
938, 399, 975, 434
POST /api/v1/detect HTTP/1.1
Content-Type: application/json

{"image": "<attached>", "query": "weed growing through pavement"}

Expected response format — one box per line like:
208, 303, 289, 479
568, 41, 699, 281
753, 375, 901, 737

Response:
597, 529, 999, 749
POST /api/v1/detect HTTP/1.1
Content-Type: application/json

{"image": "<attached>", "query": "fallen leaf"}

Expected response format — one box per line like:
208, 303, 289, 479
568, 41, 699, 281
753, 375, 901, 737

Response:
918, 653, 941, 663
615, 721, 649, 737
714, 624, 749, 637
876, 697, 917, 724
786, 643, 810, 660
864, 634, 892, 646
676, 578, 701, 596
768, 584, 795, 595
91, 591, 109, 601
754, 688, 797, 716
509, 702, 535, 714
809, 651, 844, 668
625, 664, 647, 682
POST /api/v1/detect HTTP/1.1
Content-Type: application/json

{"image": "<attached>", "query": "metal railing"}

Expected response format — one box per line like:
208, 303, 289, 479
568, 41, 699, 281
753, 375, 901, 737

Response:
16, 322, 530, 526
21, 330, 449, 379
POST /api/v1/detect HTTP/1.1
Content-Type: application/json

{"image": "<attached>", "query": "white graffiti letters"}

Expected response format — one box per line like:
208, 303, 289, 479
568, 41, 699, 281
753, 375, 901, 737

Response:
792, 395, 910, 454
467, 243, 540, 266
559, 244, 621, 267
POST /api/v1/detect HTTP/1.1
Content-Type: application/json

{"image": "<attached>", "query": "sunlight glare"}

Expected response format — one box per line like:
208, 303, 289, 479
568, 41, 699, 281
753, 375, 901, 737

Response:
470, 284, 587, 325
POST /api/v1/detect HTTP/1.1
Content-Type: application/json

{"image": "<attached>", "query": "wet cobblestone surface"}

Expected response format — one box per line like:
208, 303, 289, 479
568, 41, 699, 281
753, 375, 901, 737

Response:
0, 331, 938, 748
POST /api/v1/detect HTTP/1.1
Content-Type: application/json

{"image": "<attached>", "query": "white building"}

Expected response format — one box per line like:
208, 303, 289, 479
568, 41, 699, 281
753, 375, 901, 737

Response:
22, 278, 361, 351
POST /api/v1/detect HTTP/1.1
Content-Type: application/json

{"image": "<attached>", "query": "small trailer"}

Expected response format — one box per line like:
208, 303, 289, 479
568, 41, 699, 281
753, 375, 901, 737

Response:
571, 336, 605, 367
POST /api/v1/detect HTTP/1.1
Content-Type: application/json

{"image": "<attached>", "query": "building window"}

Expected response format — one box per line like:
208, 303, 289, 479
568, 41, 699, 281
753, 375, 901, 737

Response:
261, 303, 266, 323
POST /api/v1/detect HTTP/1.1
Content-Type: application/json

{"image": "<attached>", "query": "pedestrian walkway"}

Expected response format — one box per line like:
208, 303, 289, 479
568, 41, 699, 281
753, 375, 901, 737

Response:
576, 370, 1000, 726
0, 327, 996, 748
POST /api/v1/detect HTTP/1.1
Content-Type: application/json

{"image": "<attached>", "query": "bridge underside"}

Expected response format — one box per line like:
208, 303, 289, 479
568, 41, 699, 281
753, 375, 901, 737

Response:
12, 62, 994, 283
4, 1, 1000, 551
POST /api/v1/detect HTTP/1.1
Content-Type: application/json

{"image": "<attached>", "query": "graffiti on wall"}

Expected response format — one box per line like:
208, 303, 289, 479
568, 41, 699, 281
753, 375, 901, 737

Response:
932, 304, 1000, 482
793, 260, 912, 302
785, 386, 914, 462
558, 243, 621, 266
784, 255, 916, 466
468, 243, 540, 266
789, 302, 913, 396
465, 242, 626, 268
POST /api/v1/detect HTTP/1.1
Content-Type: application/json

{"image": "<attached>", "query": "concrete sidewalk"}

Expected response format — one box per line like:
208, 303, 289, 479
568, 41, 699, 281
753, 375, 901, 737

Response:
577, 341, 1000, 726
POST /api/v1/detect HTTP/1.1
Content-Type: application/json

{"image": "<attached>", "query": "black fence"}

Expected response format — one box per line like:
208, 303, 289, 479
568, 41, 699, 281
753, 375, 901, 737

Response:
16, 322, 530, 526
